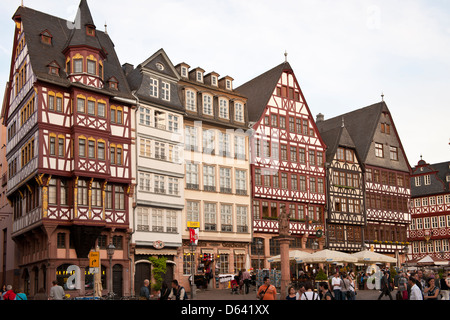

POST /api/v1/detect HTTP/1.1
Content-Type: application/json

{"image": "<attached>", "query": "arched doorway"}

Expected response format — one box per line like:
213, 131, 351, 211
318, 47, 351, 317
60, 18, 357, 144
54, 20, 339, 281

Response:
112, 264, 123, 298
134, 261, 151, 297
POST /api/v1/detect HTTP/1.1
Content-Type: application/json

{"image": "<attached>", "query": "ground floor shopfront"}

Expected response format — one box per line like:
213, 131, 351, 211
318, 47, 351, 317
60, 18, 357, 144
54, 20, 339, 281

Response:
174, 239, 251, 292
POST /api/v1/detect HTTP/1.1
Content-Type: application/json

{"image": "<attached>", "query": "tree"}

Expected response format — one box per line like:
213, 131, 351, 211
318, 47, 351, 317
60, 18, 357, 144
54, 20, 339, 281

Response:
148, 256, 167, 292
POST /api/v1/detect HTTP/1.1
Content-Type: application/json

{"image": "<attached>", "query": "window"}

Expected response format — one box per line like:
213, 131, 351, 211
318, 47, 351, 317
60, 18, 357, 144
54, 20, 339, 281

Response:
203, 129, 215, 154
186, 162, 199, 189
91, 181, 102, 207
74, 59, 83, 73
235, 102, 244, 122
139, 172, 151, 192
60, 180, 68, 205
79, 138, 86, 157
196, 71, 203, 82
415, 176, 421, 187
78, 180, 88, 206
114, 186, 125, 210
204, 203, 217, 231
186, 90, 196, 111
221, 204, 232, 232
219, 99, 229, 119
218, 132, 231, 157
161, 81, 170, 101
152, 209, 164, 232
203, 165, 216, 191
185, 126, 197, 151
389, 146, 398, 161
424, 175, 431, 186
98, 102, 106, 118
375, 143, 384, 158
50, 136, 56, 156
137, 207, 150, 231
77, 97, 86, 113
236, 206, 248, 233
187, 201, 199, 222
168, 177, 179, 196
235, 170, 247, 195
139, 107, 151, 126
203, 94, 213, 115
166, 210, 177, 233
299, 148, 306, 164
219, 167, 232, 193
168, 114, 179, 133
234, 136, 245, 159
87, 59, 96, 75
48, 179, 57, 204
150, 78, 158, 97
88, 140, 95, 159
98, 141, 105, 160
58, 137, 65, 157
116, 146, 123, 165
87, 100, 95, 116
154, 175, 165, 194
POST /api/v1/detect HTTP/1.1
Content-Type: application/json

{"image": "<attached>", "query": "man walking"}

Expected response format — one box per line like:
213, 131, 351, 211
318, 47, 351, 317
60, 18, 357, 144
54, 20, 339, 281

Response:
242, 269, 251, 294
139, 279, 151, 300
331, 272, 342, 300
378, 271, 393, 300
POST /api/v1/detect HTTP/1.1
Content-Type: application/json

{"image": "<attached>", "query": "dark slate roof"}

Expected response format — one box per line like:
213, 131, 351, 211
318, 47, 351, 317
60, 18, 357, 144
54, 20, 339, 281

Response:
316, 102, 387, 162
318, 121, 361, 164
126, 48, 184, 113
13, 2, 133, 100
411, 160, 450, 196
235, 62, 291, 122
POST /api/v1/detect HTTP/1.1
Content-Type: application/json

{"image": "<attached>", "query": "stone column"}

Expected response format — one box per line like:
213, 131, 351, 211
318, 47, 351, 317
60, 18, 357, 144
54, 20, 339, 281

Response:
279, 236, 290, 300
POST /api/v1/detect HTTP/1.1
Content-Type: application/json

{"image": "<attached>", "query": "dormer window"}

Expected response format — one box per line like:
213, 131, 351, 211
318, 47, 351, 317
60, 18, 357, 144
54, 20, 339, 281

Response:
40, 30, 53, 45
108, 77, 119, 90
196, 71, 203, 82
226, 79, 232, 90
181, 67, 188, 78
212, 76, 217, 86
86, 26, 95, 36
47, 61, 60, 76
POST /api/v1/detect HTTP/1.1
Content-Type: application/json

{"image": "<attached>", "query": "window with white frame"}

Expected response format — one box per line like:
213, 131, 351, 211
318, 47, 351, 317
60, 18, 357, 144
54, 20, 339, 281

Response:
218, 132, 230, 157
236, 206, 248, 233
154, 141, 166, 160
429, 196, 436, 206
204, 202, 217, 231
443, 239, 449, 252
152, 209, 164, 232
140, 107, 151, 126
185, 126, 197, 150
168, 145, 180, 163
437, 196, 443, 205
166, 210, 177, 233
412, 242, 419, 254
235, 170, 247, 195
447, 215, 450, 227
219, 167, 232, 193
446, 195, 450, 204
202, 129, 215, 154
417, 218, 423, 229
439, 215, 446, 228
221, 204, 232, 232
435, 239, 442, 253
211, 76, 217, 86
219, 98, 229, 119
415, 176, 421, 187
139, 172, 151, 192
422, 197, 428, 206
235, 102, 244, 122
150, 78, 158, 97
424, 175, 431, 185
168, 114, 179, 133
140, 138, 151, 158
234, 135, 245, 159
414, 198, 421, 208
187, 201, 199, 222
168, 177, 179, 195
424, 217, 430, 229
196, 71, 203, 82
137, 207, 150, 231
162, 81, 170, 101
203, 94, 213, 115
181, 67, 188, 78
154, 175, 165, 194
410, 219, 416, 231
203, 165, 216, 191
186, 90, 196, 111
431, 216, 438, 229
186, 162, 199, 188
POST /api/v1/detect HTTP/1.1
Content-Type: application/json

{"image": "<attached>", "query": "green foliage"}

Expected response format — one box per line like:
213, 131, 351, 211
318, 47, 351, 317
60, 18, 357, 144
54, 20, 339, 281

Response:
315, 268, 328, 281
148, 256, 167, 292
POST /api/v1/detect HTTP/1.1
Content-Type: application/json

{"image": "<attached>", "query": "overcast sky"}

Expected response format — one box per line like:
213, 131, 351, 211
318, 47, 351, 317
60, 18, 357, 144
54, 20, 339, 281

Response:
1, 0, 449, 166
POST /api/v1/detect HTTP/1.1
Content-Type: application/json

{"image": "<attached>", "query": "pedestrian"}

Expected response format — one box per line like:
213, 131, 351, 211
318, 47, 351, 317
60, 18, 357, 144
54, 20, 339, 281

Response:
15, 288, 27, 300
409, 276, 423, 300
340, 273, 352, 300
286, 286, 297, 300
378, 271, 393, 300
331, 272, 342, 300
319, 282, 334, 300
168, 279, 187, 300
159, 281, 171, 300
424, 278, 440, 300
242, 269, 251, 294
397, 272, 408, 300
301, 281, 319, 300
257, 276, 277, 300
2, 285, 16, 300
49, 280, 65, 300
295, 282, 306, 300
348, 273, 356, 300
417, 270, 426, 293
440, 272, 450, 300
33, 288, 48, 300
139, 279, 152, 300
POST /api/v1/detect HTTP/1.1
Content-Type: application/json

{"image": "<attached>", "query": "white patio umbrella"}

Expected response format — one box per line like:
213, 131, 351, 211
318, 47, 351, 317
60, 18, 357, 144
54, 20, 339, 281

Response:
351, 250, 397, 264
268, 250, 313, 263
307, 249, 358, 264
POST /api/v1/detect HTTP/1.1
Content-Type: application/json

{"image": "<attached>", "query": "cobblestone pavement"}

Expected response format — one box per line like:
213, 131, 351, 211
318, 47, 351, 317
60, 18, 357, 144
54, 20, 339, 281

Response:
193, 286, 385, 300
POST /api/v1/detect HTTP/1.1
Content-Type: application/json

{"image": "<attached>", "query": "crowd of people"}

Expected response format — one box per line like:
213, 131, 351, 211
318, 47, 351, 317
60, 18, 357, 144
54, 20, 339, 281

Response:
0, 280, 66, 300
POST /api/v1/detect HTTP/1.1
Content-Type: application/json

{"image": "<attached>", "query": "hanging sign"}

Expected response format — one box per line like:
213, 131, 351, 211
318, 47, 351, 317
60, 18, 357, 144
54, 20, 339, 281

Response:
189, 227, 199, 245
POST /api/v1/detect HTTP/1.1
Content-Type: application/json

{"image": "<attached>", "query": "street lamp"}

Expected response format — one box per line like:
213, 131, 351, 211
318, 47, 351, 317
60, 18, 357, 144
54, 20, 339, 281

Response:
107, 242, 116, 299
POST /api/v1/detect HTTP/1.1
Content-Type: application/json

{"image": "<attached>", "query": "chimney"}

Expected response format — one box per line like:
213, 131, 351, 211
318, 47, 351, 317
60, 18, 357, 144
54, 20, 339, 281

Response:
316, 113, 324, 122
122, 63, 134, 76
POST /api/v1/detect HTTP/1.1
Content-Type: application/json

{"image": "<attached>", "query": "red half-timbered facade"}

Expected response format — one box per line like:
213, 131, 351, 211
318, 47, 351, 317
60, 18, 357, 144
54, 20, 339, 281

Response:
236, 62, 326, 268
3, 1, 135, 297
408, 159, 450, 262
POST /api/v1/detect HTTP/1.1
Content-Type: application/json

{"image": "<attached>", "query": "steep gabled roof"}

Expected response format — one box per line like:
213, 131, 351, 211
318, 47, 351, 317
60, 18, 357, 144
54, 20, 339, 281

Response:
11, 2, 133, 100
235, 62, 291, 122
319, 121, 360, 164
316, 102, 387, 162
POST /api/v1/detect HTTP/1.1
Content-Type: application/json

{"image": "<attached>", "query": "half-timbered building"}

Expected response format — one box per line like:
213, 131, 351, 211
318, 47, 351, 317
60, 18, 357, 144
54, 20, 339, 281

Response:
125, 49, 184, 295
2, 1, 135, 297
408, 159, 450, 263
236, 61, 327, 268
317, 101, 411, 259
316, 115, 366, 252
175, 62, 251, 290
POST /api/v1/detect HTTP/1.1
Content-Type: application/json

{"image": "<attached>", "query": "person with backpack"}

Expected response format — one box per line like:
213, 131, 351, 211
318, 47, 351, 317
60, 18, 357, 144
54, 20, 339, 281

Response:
169, 279, 188, 300
257, 277, 277, 300
300, 281, 319, 300
319, 282, 334, 300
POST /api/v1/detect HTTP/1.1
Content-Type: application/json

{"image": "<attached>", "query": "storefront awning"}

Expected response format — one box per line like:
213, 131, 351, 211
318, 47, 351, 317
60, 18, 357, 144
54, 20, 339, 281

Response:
234, 249, 246, 255
201, 248, 214, 254
135, 248, 178, 256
